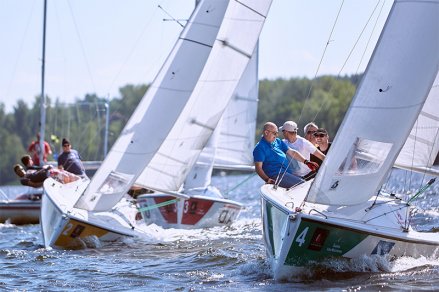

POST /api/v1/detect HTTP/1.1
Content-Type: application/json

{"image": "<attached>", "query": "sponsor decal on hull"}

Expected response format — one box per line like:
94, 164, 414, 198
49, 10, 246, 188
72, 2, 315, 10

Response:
284, 218, 368, 266
181, 198, 214, 225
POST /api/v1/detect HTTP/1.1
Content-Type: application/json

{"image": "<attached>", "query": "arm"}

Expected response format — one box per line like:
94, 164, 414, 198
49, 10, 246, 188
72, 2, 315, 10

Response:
313, 149, 326, 161
286, 148, 306, 163
45, 142, 53, 155
255, 162, 275, 184
20, 178, 43, 188
287, 148, 319, 172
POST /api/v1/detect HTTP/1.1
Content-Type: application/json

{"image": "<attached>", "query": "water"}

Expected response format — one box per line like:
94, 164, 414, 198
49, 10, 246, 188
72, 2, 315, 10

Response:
1, 172, 439, 291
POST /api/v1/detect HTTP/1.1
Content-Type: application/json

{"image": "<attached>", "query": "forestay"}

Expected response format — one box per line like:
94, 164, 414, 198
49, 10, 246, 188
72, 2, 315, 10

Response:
394, 72, 439, 176
307, 0, 439, 206
75, 0, 272, 212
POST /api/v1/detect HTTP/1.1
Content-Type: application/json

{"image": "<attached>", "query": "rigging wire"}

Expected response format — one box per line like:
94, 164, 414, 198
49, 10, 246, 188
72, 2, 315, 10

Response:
404, 81, 439, 225
105, 5, 162, 96
355, 0, 386, 75
66, 1, 96, 93
311, 0, 383, 123
5, 1, 37, 102
298, 0, 345, 124
336, 1, 381, 77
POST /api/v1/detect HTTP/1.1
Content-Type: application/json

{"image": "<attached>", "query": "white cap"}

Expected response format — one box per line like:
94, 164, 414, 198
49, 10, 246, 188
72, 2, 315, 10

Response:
279, 121, 298, 132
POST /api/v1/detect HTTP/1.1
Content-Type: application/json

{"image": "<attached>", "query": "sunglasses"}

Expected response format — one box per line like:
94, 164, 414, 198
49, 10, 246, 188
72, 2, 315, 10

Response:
314, 133, 326, 138
63, 144, 70, 147
283, 130, 297, 134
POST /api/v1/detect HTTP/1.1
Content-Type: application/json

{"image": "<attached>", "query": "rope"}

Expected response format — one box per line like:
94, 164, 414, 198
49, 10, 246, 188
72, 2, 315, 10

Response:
137, 198, 178, 212
223, 172, 256, 196
311, 0, 383, 122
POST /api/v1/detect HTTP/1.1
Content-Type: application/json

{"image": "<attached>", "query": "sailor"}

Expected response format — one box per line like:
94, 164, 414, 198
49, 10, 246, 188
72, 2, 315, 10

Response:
253, 122, 319, 188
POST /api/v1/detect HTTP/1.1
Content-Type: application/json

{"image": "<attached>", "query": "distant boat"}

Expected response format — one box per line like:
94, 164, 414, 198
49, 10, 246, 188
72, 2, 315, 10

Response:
41, 0, 272, 249
260, 0, 439, 281
0, 186, 43, 224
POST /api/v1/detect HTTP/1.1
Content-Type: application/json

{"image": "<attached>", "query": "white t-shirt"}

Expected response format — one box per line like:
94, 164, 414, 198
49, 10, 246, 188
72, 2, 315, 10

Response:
283, 136, 317, 176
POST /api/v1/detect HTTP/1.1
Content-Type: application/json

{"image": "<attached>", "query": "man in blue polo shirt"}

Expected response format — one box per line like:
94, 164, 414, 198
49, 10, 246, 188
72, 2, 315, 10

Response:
253, 122, 319, 188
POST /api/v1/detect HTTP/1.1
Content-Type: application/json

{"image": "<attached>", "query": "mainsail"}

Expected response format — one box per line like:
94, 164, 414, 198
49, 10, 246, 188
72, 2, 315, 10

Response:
394, 72, 439, 176
213, 44, 259, 171
75, 0, 272, 212
183, 45, 259, 190
307, 0, 439, 206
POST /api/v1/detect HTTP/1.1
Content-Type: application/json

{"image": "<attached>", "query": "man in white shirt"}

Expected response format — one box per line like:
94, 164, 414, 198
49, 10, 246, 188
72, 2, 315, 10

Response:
280, 121, 325, 177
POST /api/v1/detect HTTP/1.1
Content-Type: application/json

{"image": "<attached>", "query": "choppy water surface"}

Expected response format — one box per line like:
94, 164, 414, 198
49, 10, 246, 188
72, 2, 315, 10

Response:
1, 171, 439, 291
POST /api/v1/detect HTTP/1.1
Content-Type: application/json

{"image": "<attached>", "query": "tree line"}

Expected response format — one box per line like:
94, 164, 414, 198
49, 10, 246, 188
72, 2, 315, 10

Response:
0, 74, 360, 185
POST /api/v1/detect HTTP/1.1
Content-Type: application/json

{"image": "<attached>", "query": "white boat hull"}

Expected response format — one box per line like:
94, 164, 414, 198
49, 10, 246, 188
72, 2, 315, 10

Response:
41, 178, 141, 249
137, 193, 243, 229
260, 182, 439, 281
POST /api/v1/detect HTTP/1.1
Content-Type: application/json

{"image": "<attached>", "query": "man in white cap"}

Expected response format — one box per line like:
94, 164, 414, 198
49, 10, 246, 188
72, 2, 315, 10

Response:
280, 121, 325, 179
253, 122, 319, 188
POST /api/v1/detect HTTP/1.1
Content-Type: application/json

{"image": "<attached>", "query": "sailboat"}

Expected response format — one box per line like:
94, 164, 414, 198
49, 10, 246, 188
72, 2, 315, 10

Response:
136, 45, 259, 229
41, 0, 272, 249
260, 0, 439, 281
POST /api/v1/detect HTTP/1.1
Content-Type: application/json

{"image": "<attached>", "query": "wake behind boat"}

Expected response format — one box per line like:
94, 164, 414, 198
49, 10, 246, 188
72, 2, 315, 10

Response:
260, 0, 439, 281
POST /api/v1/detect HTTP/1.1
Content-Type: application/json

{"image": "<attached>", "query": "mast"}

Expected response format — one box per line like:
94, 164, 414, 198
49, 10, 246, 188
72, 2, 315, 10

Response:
39, 0, 47, 166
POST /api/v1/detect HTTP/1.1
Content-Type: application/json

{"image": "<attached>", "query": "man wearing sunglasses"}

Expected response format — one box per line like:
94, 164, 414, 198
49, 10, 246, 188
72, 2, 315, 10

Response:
314, 128, 332, 159
57, 138, 86, 177
280, 121, 325, 179
304, 122, 318, 145
253, 122, 319, 188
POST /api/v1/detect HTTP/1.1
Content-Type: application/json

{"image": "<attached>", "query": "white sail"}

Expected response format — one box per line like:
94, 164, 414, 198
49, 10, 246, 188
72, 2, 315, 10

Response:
394, 72, 439, 175
183, 45, 259, 190
307, 0, 439, 206
75, 0, 272, 212
135, 1, 270, 190
74, 0, 229, 211
213, 44, 259, 171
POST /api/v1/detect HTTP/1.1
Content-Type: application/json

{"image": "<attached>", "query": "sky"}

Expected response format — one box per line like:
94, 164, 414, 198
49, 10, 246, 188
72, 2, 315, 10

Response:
0, 0, 393, 113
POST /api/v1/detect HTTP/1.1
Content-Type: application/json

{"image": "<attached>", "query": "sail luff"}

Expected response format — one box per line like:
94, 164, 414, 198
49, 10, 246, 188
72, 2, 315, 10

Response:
307, 0, 439, 206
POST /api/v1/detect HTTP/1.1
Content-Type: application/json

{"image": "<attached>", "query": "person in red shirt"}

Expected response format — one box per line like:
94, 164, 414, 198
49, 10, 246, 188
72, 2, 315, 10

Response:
27, 133, 52, 166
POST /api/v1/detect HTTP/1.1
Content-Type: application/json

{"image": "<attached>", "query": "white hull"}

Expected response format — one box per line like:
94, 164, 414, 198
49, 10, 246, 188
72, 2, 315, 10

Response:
260, 181, 439, 281
41, 178, 142, 249
137, 193, 243, 229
